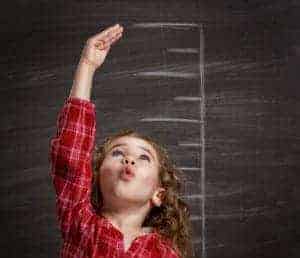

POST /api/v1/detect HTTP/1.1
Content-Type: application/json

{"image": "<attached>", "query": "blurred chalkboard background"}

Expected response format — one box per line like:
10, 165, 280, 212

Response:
1, 1, 299, 257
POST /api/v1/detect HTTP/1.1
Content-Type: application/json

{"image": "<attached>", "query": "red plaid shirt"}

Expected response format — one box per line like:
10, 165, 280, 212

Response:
49, 97, 181, 258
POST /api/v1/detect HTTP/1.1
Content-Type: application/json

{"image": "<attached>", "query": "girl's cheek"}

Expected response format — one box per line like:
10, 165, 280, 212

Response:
143, 173, 158, 188
101, 157, 121, 174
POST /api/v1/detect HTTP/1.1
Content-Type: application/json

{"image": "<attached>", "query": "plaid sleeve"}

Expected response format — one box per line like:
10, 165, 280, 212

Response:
168, 249, 182, 258
49, 97, 96, 239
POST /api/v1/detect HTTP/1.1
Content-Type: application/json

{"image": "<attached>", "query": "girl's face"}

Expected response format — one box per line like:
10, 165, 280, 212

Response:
99, 136, 164, 209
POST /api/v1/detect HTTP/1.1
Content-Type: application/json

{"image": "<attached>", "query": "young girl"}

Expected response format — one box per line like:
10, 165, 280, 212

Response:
50, 23, 194, 258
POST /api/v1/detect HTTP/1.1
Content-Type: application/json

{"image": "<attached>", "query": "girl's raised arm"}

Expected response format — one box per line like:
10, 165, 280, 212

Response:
69, 23, 124, 101
49, 24, 123, 240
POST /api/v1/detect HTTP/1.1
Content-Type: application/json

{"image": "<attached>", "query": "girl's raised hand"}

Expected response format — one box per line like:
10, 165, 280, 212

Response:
80, 24, 124, 70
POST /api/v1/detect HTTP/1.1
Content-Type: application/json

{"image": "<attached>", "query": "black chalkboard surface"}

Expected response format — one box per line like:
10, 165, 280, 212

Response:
1, 1, 299, 258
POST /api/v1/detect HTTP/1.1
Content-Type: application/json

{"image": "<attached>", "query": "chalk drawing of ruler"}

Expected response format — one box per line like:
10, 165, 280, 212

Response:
132, 22, 206, 258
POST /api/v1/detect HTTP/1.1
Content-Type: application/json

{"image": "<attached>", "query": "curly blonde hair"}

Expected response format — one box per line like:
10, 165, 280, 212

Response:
91, 129, 195, 258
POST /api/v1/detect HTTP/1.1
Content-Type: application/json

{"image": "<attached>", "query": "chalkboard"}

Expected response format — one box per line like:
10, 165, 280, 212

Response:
1, 1, 299, 258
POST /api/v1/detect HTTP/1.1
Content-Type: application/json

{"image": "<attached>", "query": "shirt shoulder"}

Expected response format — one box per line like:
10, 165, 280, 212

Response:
67, 200, 113, 235
152, 232, 182, 258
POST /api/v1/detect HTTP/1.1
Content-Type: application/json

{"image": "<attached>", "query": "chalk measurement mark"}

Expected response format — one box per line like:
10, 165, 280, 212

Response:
177, 166, 202, 171
133, 71, 198, 79
178, 142, 202, 147
140, 118, 203, 123
167, 48, 199, 53
132, 22, 199, 28
174, 96, 202, 102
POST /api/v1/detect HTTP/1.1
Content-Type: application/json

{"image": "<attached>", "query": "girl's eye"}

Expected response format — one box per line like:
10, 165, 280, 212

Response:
111, 149, 150, 162
112, 149, 123, 156
140, 154, 150, 162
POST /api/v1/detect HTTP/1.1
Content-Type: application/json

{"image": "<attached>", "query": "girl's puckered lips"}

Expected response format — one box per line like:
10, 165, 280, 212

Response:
120, 166, 135, 180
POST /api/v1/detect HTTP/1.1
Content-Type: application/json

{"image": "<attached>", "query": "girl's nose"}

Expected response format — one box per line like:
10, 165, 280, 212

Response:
123, 156, 135, 165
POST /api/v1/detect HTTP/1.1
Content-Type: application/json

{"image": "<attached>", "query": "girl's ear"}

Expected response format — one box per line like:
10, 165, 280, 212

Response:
151, 187, 166, 207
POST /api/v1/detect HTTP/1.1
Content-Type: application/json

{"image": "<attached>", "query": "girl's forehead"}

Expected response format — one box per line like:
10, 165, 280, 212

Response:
109, 136, 150, 147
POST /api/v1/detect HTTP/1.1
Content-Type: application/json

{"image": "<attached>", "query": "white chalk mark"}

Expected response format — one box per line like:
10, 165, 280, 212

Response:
140, 118, 202, 123
132, 22, 199, 28
178, 142, 202, 147
177, 166, 202, 171
174, 96, 202, 101
133, 71, 198, 79
167, 48, 199, 53
199, 24, 206, 258
182, 194, 204, 200
190, 215, 202, 221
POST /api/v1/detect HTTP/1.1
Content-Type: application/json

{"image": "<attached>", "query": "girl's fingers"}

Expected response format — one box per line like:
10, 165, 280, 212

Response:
105, 30, 123, 44
104, 27, 123, 43
95, 30, 123, 49
92, 24, 123, 42
110, 32, 123, 45
95, 24, 118, 39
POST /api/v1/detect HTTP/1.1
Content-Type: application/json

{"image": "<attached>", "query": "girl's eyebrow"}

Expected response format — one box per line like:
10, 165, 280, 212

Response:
108, 143, 156, 161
